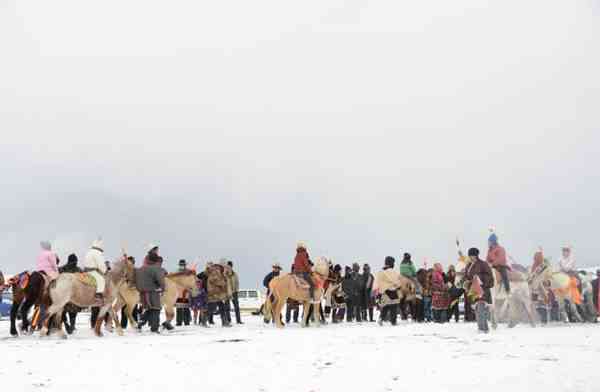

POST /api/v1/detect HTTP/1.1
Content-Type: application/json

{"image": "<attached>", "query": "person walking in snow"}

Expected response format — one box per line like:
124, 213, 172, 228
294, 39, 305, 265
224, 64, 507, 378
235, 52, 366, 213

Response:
447, 265, 463, 323
342, 263, 364, 322
206, 262, 231, 328
465, 248, 494, 333
431, 263, 449, 323
486, 232, 510, 294
362, 264, 375, 322
228, 261, 243, 325
191, 273, 209, 326
175, 259, 192, 327
136, 252, 166, 334
374, 256, 402, 326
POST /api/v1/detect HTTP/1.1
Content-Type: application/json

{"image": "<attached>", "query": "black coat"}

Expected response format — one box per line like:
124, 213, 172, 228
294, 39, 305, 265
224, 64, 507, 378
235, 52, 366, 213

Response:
59, 262, 82, 274
263, 271, 280, 289
342, 272, 364, 298
136, 264, 166, 310
592, 279, 600, 308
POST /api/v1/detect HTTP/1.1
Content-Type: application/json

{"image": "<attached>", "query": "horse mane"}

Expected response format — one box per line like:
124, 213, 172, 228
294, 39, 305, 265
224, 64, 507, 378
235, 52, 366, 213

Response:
166, 270, 196, 279
109, 260, 128, 285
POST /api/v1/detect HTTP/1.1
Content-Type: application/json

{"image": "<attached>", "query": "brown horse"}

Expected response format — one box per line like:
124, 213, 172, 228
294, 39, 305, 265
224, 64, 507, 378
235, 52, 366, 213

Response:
41, 260, 130, 338
264, 257, 330, 328
114, 270, 198, 330
7, 271, 47, 337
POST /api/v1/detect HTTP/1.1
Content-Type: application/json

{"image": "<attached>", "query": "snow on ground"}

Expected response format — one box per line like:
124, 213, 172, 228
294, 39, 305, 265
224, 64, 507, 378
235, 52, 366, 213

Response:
2, 314, 599, 392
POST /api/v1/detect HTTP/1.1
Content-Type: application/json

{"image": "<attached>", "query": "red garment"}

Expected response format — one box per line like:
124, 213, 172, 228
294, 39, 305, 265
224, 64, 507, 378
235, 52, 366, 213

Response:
486, 245, 508, 268
293, 249, 311, 273
431, 270, 449, 310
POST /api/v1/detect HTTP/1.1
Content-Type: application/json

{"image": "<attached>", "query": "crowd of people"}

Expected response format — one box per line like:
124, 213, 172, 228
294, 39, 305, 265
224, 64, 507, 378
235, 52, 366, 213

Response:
2, 228, 599, 337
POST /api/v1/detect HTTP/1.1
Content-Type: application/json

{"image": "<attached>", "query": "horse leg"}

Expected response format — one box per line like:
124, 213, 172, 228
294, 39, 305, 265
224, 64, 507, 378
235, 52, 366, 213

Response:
302, 301, 311, 328
19, 297, 37, 334
163, 306, 175, 330
110, 307, 124, 336
273, 297, 286, 328
558, 297, 569, 323
10, 298, 22, 337
94, 305, 111, 337
41, 302, 65, 337
490, 304, 498, 330
570, 299, 583, 323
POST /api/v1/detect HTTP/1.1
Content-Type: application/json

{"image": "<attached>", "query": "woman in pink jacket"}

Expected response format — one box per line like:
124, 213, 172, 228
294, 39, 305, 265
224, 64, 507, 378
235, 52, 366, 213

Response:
36, 241, 59, 280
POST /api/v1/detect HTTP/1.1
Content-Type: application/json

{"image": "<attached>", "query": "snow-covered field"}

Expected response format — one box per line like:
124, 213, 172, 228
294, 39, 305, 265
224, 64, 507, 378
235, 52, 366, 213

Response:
2, 314, 599, 392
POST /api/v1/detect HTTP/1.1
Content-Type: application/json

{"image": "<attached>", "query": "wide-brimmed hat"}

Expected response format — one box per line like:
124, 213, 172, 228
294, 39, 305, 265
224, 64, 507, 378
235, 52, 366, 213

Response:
147, 243, 159, 253
272, 262, 282, 269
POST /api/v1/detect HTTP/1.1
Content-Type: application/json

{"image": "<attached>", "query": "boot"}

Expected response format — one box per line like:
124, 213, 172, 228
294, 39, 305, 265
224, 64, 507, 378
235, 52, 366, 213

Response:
162, 320, 175, 331
150, 310, 161, 333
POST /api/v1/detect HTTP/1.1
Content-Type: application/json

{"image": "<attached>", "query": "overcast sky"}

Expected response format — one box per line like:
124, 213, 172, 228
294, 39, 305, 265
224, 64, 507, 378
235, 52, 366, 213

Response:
1, 1, 599, 286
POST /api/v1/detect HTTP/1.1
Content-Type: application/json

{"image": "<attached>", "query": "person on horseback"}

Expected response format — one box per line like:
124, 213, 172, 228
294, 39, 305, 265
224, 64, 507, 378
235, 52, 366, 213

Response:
486, 232, 510, 294
293, 241, 315, 301
144, 244, 160, 266
559, 246, 577, 276
83, 238, 107, 305
37, 240, 59, 280
400, 253, 421, 295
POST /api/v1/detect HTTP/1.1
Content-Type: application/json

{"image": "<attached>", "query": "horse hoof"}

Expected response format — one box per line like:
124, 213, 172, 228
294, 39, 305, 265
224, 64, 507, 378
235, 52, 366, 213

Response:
117, 330, 124, 337
40, 328, 48, 337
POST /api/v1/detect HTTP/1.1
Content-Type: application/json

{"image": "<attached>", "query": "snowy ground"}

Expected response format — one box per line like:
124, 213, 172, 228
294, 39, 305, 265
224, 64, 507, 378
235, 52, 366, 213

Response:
2, 313, 599, 392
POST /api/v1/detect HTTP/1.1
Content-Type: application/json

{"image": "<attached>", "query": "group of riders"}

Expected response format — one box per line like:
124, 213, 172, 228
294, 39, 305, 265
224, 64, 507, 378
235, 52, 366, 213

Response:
259, 232, 600, 333
0, 240, 244, 337
0, 229, 598, 337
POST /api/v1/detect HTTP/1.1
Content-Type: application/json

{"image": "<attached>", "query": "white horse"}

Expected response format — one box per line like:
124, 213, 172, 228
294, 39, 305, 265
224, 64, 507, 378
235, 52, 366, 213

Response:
489, 267, 537, 328
457, 260, 536, 329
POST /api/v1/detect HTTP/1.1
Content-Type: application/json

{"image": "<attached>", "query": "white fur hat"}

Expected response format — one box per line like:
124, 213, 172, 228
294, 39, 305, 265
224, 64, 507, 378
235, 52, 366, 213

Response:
296, 241, 307, 250
91, 238, 104, 250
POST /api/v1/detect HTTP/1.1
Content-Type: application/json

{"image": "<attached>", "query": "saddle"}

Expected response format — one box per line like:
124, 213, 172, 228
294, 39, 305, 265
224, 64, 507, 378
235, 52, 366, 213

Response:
8, 272, 30, 290
292, 274, 311, 291
75, 272, 97, 288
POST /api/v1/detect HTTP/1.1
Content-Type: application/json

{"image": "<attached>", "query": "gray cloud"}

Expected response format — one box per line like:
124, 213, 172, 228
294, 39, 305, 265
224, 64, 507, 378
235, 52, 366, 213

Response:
1, 1, 599, 285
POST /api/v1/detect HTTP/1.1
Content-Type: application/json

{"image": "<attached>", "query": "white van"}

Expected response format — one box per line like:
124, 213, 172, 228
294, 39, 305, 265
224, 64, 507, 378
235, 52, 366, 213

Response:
236, 289, 264, 312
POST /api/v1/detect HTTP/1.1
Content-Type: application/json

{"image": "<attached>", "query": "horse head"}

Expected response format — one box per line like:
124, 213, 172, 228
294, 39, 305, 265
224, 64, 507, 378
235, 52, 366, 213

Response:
312, 256, 330, 277
109, 259, 130, 285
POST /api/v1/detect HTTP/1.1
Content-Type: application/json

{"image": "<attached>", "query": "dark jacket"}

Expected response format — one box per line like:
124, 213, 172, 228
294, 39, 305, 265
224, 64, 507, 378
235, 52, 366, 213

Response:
263, 271, 280, 289
59, 261, 82, 274
342, 272, 364, 298
592, 278, 600, 309
362, 273, 374, 292
465, 258, 494, 304
136, 264, 166, 310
